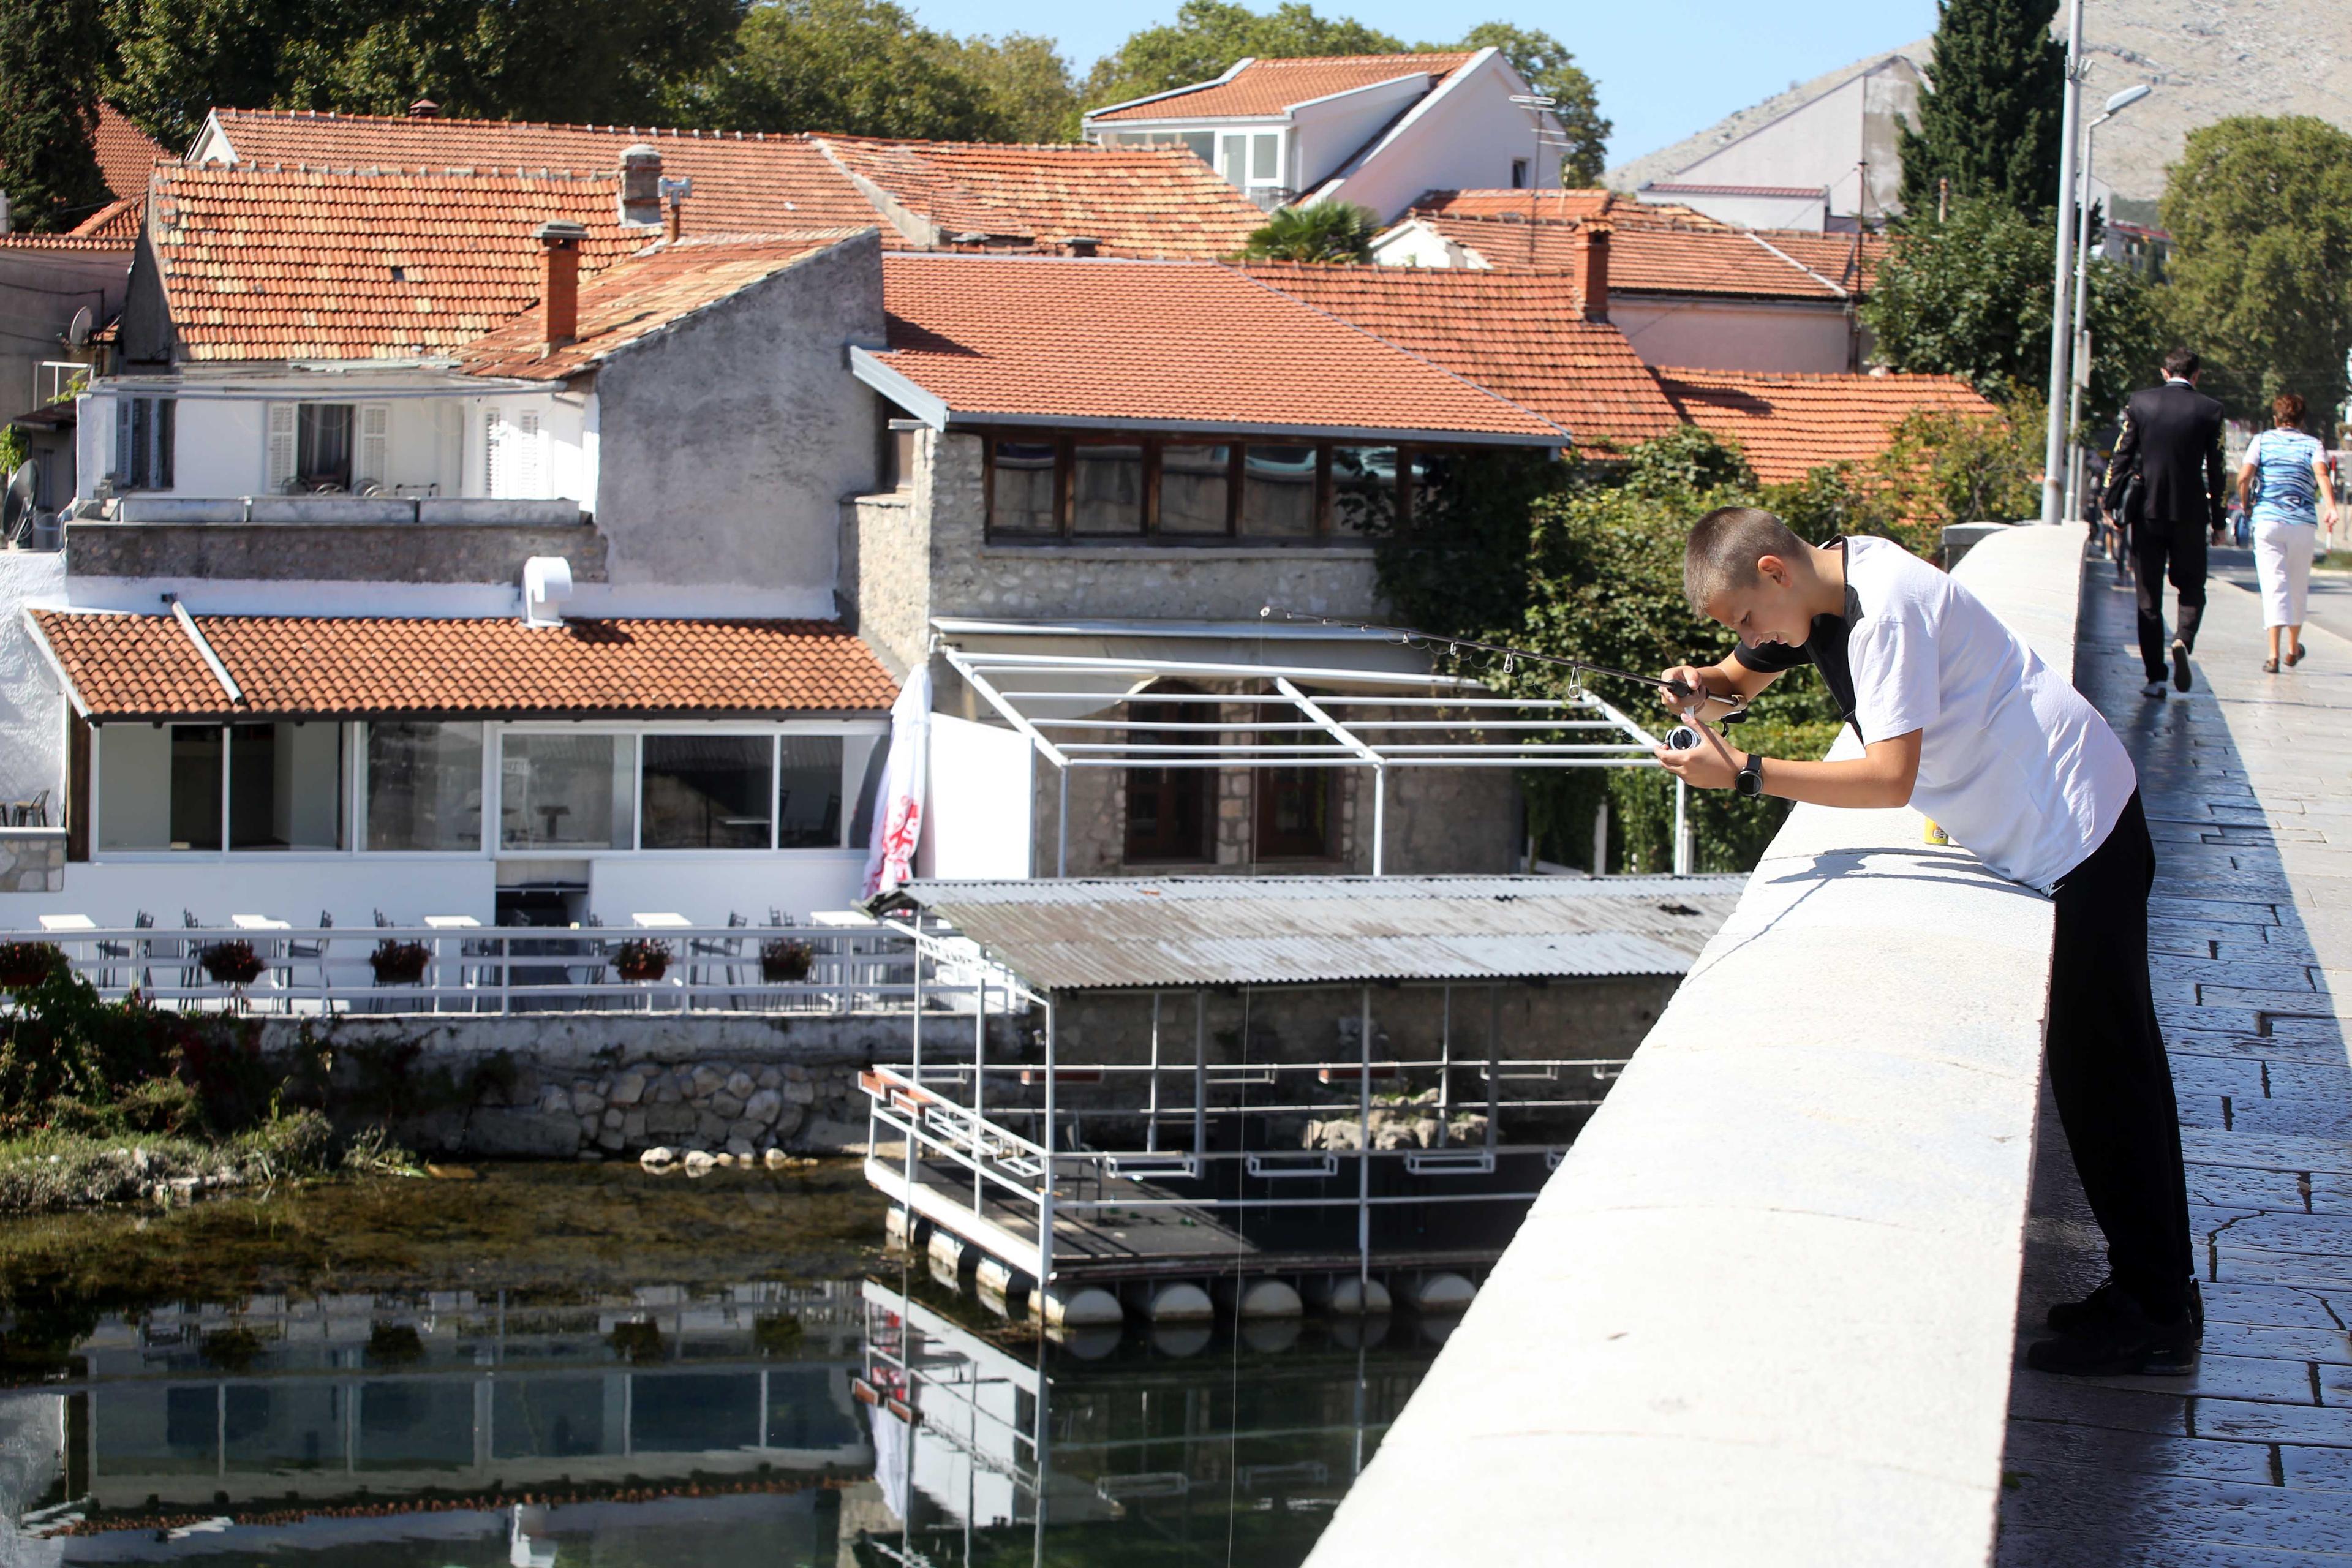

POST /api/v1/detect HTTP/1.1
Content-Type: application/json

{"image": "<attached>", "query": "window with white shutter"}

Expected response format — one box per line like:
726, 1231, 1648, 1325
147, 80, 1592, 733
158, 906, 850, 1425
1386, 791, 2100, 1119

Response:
514, 410, 543, 497
265, 403, 297, 494
356, 403, 390, 492
483, 408, 504, 497
113, 398, 133, 486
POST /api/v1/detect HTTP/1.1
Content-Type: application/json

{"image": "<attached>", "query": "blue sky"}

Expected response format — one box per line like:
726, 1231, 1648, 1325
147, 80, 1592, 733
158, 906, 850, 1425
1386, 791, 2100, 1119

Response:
908, 0, 1940, 167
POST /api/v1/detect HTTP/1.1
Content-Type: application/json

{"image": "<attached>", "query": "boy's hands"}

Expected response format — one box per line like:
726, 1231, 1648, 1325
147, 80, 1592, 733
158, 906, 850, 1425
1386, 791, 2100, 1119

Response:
1657, 664, 1713, 710
1657, 736, 1743, 790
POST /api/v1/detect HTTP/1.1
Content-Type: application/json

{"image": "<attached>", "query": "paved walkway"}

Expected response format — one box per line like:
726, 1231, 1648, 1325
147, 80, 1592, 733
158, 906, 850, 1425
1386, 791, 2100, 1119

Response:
2000, 554, 2352, 1564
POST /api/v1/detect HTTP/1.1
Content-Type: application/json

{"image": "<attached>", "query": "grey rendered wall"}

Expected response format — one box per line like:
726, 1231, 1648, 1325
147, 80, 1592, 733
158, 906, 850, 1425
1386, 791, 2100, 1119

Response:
592, 231, 888, 600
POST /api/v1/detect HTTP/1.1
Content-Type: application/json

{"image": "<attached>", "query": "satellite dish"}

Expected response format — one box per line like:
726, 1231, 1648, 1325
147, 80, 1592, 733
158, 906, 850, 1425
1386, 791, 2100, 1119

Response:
66, 307, 92, 347
3, 462, 35, 547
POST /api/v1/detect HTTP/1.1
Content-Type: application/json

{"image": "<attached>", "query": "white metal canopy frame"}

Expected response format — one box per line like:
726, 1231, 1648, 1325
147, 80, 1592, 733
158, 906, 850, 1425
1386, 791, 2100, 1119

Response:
933, 639, 1694, 876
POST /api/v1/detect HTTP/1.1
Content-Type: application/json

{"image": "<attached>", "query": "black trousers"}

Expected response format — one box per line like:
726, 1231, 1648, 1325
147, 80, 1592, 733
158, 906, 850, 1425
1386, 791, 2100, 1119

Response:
2132, 518, 2209, 680
2047, 790, 2193, 1315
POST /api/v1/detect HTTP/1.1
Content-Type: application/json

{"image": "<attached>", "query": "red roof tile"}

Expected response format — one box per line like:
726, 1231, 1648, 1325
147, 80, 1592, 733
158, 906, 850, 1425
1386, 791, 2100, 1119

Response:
1414, 212, 1853, 300
205, 109, 881, 231
458, 231, 871, 379
69, 195, 143, 241
1242, 263, 1680, 453
872, 253, 1565, 442
814, 137, 1262, 258
149, 163, 643, 361
31, 611, 897, 720
93, 105, 171, 200
1091, 53, 1476, 122
1653, 369, 1998, 485
1415, 189, 1726, 230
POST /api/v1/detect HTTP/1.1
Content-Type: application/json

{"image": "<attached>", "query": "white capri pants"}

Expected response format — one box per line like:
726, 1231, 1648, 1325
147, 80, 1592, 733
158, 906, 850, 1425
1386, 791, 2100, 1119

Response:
2253, 517, 2317, 628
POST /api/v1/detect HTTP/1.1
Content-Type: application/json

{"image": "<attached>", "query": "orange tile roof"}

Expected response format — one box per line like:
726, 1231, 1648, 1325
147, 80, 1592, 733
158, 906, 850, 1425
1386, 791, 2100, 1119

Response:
93, 105, 171, 200
1653, 369, 1997, 485
814, 137, 1262, 258
149, 163, 644, 361
1746, 228, 1891, 294
458, 231, 870, 379
205, 109, 882, 231
872, 254, 1565, 442
31, 611, 897, 720
1091, 53, 1475, 122
1416, 212, 1853, 300
69, 195, 143, 241
1242, 263, 1679, 454
1415, 189, 1727, 230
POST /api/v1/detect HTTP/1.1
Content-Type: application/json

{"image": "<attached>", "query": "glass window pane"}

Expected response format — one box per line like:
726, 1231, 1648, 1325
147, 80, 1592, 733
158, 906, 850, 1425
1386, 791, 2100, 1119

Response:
1253, 134, 1278, 182
1256, 766, 1333, 858
1071, 443, 1142, 533
1332, 445, 1397, 535
990, 440, 1058, 533
777, 736, 845, 849
1410, 450, 1455, 530
366, 722, 483, 851
97, 723, 172, 850
169, 725, 222, 850
500, 734, 631, 851
1220, 134, 1247, 183
642, 735, 773, 850
1158, 443, 1230, 534
1180, 132, 1214, 167
229, 722, 344, 851
296, 403, 353, 490
1124, 695, 1213, 863
1240, 445, 1317, 537
846, 734, 887, 851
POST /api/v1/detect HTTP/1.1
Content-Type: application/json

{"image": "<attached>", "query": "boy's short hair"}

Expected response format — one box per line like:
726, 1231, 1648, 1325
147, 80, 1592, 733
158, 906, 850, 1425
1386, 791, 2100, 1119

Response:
1684, 505, 1809, 614
2163, 346, 2200, 379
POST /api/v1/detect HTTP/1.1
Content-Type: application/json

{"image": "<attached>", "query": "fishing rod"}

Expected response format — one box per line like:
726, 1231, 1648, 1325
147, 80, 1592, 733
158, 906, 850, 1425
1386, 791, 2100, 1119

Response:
1256, 605, 1751, 718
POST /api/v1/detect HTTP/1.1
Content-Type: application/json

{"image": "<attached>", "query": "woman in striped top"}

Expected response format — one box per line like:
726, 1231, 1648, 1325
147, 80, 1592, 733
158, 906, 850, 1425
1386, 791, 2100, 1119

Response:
2236, 392, 2337, 671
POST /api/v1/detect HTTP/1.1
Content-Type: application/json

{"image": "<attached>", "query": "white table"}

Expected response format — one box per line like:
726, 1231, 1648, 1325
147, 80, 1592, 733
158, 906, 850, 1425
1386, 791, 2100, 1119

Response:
423, 915, 480, 930
630, 912, 691, 929
423, 916, 482, 1010
37, 914, 95, 932
232, 915, 290, 931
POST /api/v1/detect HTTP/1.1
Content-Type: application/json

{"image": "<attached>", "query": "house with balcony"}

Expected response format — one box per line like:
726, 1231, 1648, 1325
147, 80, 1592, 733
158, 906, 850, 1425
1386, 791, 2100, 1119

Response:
1083, 50, 1563, 220
0, 159, 905, 929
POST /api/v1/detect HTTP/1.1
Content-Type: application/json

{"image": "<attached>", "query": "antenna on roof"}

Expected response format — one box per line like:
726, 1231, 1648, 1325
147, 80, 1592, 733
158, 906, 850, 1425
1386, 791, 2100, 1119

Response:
66, 307, 92, 347
3, 461, 36, 549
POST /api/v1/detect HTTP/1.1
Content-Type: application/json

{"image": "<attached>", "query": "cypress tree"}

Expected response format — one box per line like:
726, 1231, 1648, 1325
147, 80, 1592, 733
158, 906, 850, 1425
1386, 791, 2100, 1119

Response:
1898, 0, 2066, 219
0, 0, 110, 233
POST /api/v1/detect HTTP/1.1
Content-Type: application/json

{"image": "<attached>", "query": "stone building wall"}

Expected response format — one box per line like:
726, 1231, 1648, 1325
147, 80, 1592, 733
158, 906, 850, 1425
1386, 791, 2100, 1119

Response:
0, 830, 65, 893
66, 521, 610, 584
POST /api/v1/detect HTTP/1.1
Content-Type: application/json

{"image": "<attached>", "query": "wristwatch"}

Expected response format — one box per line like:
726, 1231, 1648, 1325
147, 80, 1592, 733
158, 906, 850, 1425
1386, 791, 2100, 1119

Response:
1735, 752, 1765, 799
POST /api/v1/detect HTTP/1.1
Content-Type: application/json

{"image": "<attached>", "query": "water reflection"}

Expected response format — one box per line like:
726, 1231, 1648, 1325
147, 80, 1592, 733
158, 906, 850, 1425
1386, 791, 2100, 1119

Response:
0, 1169, 1439, 1566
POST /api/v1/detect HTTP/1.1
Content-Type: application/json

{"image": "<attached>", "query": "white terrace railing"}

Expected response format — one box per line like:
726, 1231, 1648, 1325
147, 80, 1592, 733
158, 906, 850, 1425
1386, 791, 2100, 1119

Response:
0, 921, 1026, 1019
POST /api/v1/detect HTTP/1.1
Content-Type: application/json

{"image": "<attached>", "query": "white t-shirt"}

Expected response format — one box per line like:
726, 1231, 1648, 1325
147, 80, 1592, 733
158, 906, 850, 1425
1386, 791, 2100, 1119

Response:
1842, 535, 2136, 889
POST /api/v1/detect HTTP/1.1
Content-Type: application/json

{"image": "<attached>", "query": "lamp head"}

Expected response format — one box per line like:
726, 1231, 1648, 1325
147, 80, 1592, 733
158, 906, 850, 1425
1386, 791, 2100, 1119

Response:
2104, 84, 2152, 115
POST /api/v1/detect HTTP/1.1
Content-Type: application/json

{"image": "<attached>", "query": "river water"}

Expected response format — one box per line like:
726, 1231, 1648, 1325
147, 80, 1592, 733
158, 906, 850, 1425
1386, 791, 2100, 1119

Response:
0, 1163, 1442, 1566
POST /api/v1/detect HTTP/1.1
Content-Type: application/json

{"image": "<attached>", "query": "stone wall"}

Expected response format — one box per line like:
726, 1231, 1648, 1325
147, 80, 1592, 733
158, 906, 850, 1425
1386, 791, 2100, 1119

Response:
66, 521, 610, 584
0, 830, 64, 893
841, 489, 925, 677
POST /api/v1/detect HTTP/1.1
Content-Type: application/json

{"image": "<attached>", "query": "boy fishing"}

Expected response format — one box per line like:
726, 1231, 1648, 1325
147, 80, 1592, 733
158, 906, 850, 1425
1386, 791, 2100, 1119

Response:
1654, 506, 2196, 1376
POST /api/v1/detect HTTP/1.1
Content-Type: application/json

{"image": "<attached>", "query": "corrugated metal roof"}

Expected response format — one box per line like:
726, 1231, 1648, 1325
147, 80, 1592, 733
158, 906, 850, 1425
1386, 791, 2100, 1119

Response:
875, 875, 1743, 990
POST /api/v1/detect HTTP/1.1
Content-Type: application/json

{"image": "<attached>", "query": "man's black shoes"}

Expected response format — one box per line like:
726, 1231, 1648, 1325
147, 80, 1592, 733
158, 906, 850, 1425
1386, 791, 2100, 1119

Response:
2173, 638, 2193, 692
2046, 1277, 2202, 1335
2029, 1286, 2199, 1378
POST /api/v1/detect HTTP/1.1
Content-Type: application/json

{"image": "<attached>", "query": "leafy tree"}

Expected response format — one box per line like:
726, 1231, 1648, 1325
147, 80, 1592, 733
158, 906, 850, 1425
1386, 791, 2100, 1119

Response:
1238, 200, 1377, 261
938, 33, 1083, 143
106, 0, 741, 150
1419, 23, 1607, 184
1863, 196, 2164, 426
2161, 115, 2352, 434
1898, 0, 2065, 217
669, 0, 1009, 140
1872, 391, 2046, 528
0, 0, 110, 232
1082, 0, 1406, 115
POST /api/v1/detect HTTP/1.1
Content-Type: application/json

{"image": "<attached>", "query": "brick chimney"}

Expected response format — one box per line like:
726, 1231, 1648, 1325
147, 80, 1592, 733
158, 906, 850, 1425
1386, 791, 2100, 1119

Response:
1572, 221, 1611, 323
619, 143, 662, 227
407, 98, 439, 118
533, 220, 588, 352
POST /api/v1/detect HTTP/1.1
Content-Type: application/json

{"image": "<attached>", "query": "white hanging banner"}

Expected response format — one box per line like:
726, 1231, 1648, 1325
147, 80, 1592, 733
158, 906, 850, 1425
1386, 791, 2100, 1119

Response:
862, 663, 932, 898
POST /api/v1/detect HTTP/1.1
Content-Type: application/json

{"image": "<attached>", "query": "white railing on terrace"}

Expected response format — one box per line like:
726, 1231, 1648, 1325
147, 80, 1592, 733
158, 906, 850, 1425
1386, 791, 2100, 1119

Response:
90, 495, 587, 527
2, 921, 1026, 1019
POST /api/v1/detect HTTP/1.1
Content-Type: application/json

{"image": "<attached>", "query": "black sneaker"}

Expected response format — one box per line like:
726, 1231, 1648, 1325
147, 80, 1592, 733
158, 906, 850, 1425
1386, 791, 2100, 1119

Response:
2027, 1295, 2199, 1377
2046, 1278, 2202, 1335
2172, 638, 2193, 692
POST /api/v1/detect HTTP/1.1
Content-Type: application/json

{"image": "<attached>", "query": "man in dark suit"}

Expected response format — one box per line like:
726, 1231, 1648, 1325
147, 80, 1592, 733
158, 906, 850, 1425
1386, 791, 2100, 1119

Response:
2103, 347, 2229, 698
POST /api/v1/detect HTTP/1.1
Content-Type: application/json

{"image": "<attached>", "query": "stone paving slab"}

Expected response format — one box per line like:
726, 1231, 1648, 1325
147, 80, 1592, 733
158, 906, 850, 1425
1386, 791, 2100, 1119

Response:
2000, 564, 2352, 1563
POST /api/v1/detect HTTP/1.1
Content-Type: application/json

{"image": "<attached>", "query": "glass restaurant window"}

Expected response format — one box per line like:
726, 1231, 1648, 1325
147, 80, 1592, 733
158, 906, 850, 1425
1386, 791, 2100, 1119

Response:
1240, 445, 1318, 537
97, 723, 221, 851
777, 737, 846, 848
642, 735, 773, 850
1331, 445, 1396, 535
989, 440, 1058, 533
1070, 442, 1144, 533
1124, 692, 1214, 863
500, 734, 635, 851
1256, 766, 1334, 859
1158, 443, 1231, 534
228, 722, 345, 850
366, 722, 483, 851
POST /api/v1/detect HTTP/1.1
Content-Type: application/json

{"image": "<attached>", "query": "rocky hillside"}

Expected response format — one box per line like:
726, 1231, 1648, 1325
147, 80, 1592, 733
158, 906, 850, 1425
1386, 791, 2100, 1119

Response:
1610, 0, 2352, 209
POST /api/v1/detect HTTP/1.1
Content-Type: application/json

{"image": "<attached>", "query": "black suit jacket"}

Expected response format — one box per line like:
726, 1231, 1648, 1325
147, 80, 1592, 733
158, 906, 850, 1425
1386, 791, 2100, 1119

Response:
2102, 379, 2227, 531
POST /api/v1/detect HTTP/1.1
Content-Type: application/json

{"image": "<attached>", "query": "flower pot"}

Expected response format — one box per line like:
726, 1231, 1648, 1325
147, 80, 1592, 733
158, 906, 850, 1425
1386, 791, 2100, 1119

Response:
613, 940, 671, 983
200, 941, 266, 986
370, 941, 431, 986
760, 940, 814, 983
0, 942, 61, 990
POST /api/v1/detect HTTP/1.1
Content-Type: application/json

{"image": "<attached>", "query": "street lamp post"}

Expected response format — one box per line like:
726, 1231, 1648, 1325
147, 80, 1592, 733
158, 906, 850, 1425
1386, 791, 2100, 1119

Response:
2063, 83, 2154, 526
2039, 0, 2086, 524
